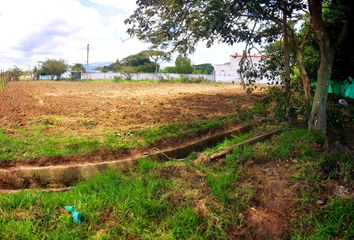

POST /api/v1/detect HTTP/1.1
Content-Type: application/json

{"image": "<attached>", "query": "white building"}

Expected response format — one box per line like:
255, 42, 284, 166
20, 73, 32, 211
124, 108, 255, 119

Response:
214, 53, 266, 83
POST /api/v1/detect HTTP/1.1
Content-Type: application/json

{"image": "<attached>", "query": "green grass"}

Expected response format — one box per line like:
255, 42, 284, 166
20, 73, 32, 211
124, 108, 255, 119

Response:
202, 130, 256, 157
201, 127, 352, 240
0, 115, 237, 161
291, 198, 354, 240
0, 125, 351, 239
213, 128, 326, 162
0, 128, 101, 161
198, 152, 254, 208
307, 198, 354, 240
0, 152, 250, 239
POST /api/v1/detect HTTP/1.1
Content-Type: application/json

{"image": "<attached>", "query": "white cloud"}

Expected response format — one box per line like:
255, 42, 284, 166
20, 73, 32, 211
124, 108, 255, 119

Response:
0, 0, 245, 70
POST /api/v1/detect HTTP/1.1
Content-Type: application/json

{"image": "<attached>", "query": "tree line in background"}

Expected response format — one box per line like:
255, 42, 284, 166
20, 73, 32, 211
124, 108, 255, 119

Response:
28, 50, 214, 81
96, 51, 214, 76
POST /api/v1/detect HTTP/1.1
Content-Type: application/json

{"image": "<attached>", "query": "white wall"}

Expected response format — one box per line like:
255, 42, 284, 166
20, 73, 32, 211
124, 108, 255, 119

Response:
214, 63, 241, 83
81, 72, 215, 81
214, 55, 267, 84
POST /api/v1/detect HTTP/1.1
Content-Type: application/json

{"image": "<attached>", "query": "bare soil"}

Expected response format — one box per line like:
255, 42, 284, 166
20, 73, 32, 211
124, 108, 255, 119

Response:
0, 81, 262, 135
230, 159, 298, 239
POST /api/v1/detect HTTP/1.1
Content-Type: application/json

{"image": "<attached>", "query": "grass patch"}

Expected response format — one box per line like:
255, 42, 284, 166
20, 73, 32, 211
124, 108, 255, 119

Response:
214, 128, 326, 162
0, 115, 237, 161
271, 128, 325, 159
0, 128, 101, 161
1, 122, 351, 239
307, 198, 354, 240
196, 148, 255, 215
202, 130, 255, 157
0, 151, 251, 239
292, 198, 354, 240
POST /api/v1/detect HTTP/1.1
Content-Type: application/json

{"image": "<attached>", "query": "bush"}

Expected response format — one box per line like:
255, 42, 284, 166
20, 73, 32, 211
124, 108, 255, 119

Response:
180, 75, 189, 83
327, 101, 345, 129
260, 87, 288, 121
234, 106, 254, 122
5, 67, 22, 81
260, 87, 312, 122
113, 76, 125, 83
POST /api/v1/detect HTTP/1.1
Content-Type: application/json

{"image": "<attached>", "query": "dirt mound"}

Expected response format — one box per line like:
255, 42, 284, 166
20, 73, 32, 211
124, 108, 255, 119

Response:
243, 208, 287, 239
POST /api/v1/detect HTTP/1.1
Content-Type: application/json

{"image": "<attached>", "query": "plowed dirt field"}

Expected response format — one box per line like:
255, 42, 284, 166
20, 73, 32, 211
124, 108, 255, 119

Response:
0, 81, 262, 135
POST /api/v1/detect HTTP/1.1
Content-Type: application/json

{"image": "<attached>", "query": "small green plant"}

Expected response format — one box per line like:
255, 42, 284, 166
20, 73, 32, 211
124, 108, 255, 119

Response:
307, 198, 354, 240
319, 150, 353, 185
234, 106, 254, 122
113, 76, 125, 83
260, 86, 312, 122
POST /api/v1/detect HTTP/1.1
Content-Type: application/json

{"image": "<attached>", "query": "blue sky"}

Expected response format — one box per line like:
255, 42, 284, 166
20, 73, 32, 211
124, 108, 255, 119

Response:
0, 0, 244, 70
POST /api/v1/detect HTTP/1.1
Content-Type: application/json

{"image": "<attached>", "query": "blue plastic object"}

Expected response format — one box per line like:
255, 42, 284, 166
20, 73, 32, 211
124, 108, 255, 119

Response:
64, 206, 83, 224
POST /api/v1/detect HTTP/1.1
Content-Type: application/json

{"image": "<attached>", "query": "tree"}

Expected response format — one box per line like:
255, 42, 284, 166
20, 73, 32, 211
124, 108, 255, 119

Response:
100, 59, 121, 72
121, 52, 150, 67
106, 52, 162, 73
5, 66, 22, 81
141, 49, 170, 75
41, 59, 67, 80
126, 0, 353, 133
193, 63, 214, 74
120, 66, 137, 80
101, 68, 109, 73
175, 55, 193, 74
71, 63, 86, 72
282, 2, 295, 126
307, 0, 353, 132
110, 60, 122, 73
289, 20, 312, 99
161, 66, 176, 73
136, 62, 158, 73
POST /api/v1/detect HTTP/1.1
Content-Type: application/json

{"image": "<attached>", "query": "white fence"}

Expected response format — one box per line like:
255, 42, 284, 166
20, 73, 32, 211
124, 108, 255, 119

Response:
214, 72, 271, 85
81, 72, 215, 81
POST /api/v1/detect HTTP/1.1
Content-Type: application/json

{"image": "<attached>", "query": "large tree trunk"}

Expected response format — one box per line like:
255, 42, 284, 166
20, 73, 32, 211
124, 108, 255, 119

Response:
308, 0, 335, 133
308, 38, 334, 132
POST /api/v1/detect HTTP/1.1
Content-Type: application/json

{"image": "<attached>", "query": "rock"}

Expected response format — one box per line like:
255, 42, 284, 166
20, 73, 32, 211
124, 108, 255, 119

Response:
338, 99, 348, 107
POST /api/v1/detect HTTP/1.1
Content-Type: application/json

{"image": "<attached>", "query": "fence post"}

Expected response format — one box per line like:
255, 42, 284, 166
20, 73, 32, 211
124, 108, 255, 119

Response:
0, 69, 11, 91
0, 70, 3, 90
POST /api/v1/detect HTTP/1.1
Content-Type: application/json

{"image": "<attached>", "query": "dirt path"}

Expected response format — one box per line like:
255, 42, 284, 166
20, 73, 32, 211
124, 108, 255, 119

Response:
230, 159, 297, 239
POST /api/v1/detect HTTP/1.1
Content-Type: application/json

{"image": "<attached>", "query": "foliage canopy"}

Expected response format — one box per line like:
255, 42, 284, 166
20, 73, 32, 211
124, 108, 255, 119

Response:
40, 59, 67, 80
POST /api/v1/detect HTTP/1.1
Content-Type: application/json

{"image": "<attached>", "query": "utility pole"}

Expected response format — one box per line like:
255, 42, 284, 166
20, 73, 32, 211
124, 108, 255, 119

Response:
86, 43, 90, 80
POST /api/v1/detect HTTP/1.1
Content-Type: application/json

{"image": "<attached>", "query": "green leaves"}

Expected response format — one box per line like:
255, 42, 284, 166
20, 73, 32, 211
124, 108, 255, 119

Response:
40, 59, 67, 80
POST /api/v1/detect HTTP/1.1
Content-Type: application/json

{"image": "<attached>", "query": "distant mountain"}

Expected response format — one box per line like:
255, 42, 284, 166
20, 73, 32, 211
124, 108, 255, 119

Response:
84, 62, 112, 72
